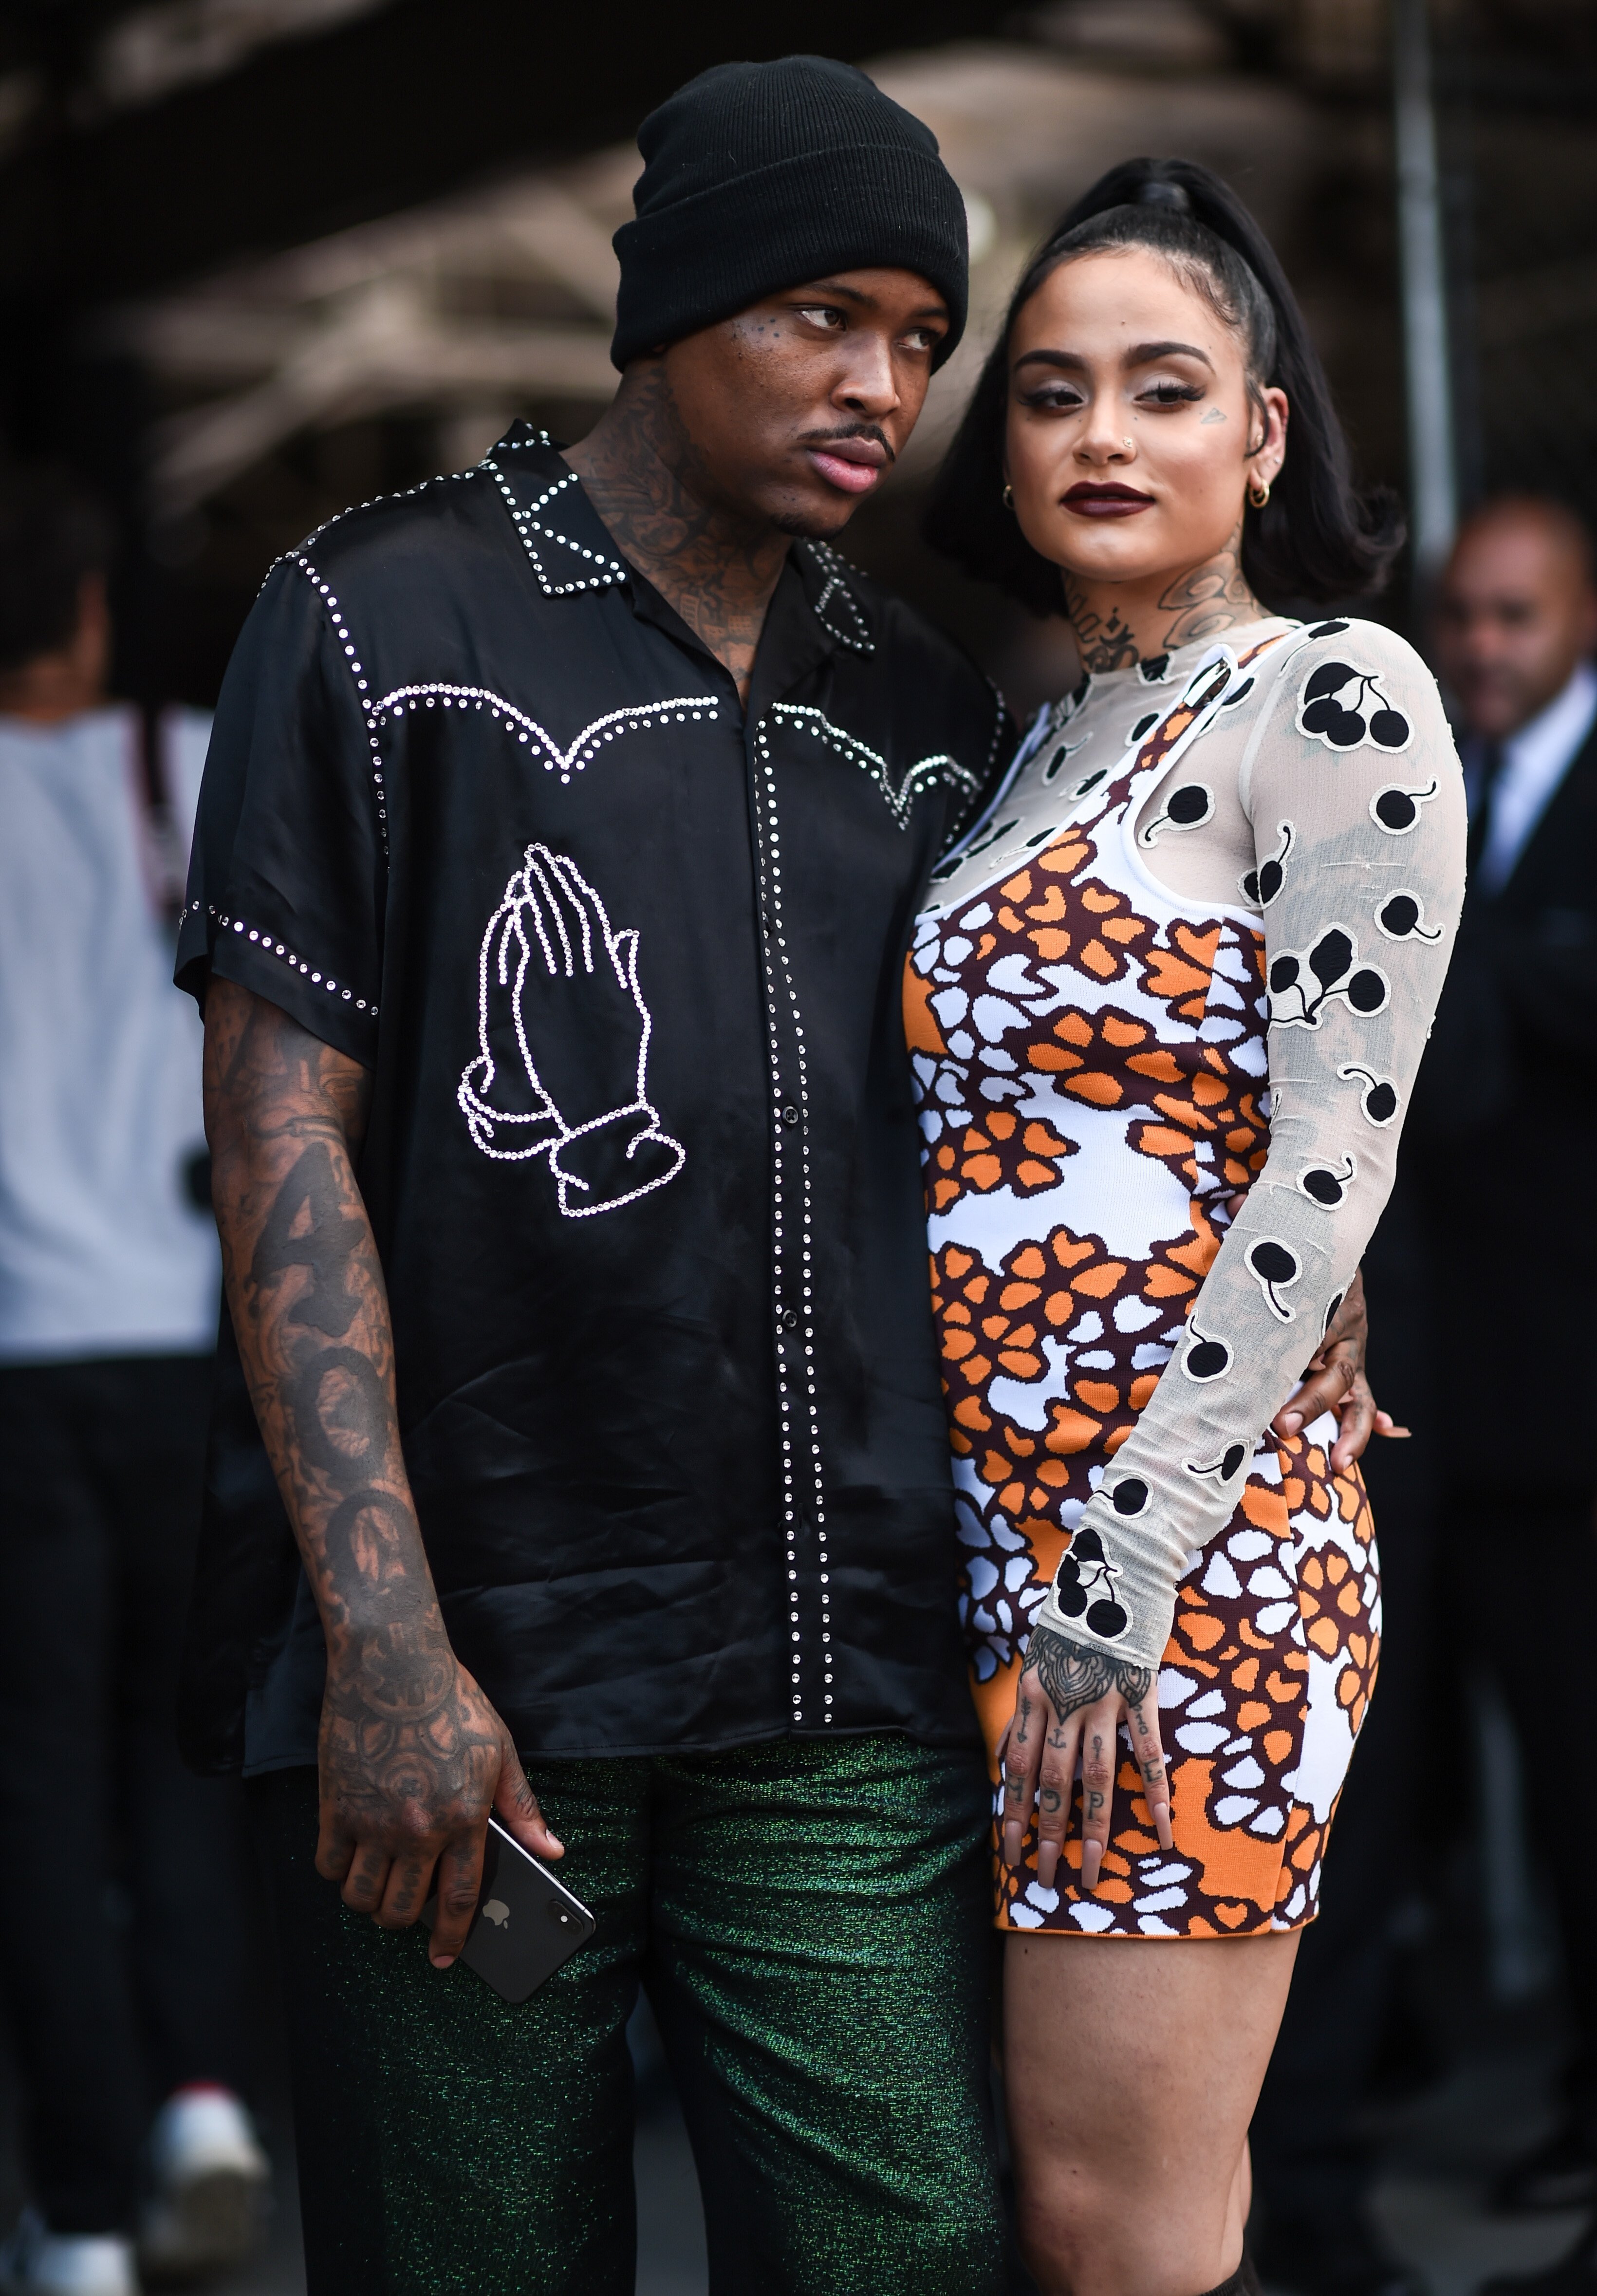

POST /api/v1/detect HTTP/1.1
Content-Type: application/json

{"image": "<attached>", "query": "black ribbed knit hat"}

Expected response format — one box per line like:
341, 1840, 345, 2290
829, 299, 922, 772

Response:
611, 56, 968, 372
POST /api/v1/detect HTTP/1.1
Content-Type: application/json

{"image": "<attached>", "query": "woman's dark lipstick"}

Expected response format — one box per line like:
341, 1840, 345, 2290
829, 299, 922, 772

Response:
1062, 482, 1155, 518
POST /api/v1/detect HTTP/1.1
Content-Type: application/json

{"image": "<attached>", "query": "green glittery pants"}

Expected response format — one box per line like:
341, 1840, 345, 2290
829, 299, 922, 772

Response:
250, 1734, 1004, 2296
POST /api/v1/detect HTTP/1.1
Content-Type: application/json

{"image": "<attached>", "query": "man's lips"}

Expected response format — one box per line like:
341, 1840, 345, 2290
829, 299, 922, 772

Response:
805, 439, 889, 495
1063, 482, 1155, 518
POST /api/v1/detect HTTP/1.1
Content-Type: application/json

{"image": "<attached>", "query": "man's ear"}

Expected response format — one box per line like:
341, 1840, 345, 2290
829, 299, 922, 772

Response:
71, 572, 111, 691
1576, 584, 1597, 658
75, 571, 109, 642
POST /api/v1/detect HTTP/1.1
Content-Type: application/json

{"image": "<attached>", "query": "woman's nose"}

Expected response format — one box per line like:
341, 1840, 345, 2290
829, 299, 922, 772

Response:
1075, 412, 1134, 466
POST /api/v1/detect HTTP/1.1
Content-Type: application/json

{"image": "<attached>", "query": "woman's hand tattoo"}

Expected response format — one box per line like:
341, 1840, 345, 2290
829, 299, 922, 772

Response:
1028, 1621, 1153, 1722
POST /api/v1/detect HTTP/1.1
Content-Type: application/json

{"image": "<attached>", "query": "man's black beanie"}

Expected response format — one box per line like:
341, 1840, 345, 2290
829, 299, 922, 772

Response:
611, 56, 968, 373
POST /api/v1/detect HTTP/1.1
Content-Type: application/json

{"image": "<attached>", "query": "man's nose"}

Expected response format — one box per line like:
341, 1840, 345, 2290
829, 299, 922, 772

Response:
836, 336, 902, 420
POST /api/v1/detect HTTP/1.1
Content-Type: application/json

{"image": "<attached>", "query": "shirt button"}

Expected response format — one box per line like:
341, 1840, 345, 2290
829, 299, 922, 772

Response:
781, 1308, 799, 1329
781, 1105, 800, 1126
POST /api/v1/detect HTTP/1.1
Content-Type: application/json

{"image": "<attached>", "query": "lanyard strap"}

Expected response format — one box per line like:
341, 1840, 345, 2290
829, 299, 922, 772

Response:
135, 702, 186, 930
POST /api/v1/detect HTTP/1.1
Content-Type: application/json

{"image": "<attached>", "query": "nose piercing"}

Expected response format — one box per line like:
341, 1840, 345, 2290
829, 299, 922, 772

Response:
1122, 437, 1134, 449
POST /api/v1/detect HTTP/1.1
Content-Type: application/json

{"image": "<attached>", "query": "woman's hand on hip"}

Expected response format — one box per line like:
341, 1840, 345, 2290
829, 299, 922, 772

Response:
1271, 1266, 1411, 1471
1003, 1624, 1173, 1893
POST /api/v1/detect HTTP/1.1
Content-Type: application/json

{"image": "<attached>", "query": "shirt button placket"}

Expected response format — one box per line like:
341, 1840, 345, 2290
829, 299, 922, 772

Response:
756, 723, 833, 1730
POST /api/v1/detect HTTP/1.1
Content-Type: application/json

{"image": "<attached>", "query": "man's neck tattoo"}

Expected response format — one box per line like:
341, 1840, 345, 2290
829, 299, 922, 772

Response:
1065, 523, 1265, 674
566, 364, 791, 704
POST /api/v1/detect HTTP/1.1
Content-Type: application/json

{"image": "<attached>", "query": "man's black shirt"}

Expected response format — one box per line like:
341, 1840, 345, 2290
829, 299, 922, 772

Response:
177, 426, 1011, 1770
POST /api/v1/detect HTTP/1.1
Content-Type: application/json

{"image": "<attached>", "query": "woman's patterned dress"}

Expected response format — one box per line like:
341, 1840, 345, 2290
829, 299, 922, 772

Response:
906, 620, 1465, 1937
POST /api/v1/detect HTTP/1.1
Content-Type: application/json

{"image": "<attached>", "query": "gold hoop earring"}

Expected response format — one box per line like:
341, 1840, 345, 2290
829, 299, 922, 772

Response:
1248, 477, 1271, 509
1002, 483, 1014, 509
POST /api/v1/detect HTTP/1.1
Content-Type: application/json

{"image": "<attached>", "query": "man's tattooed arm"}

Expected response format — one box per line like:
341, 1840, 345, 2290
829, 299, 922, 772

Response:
1027, 1621, 1153, 1724
203, 978, 557, 1953
1156, 519, 1262, 651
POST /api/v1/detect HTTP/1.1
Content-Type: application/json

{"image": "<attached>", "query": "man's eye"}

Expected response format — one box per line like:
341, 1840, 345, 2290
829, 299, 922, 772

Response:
797, 305, 847, 331
902, 326, 943, 354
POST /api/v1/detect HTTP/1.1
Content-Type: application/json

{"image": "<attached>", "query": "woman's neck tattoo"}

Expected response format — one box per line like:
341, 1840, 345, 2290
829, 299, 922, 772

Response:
1064, 523, 1265, 674
1156, 526, 1261, 651
1065, 594, 1140, 674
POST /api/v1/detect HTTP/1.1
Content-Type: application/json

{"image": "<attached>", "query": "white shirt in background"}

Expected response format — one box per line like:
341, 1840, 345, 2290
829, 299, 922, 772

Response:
0, 704, 220, 1363
1470, 657, 1597, 896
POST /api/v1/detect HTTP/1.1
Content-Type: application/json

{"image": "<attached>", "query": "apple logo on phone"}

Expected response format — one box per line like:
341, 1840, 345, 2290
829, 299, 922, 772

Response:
482, 1899, 511, 1927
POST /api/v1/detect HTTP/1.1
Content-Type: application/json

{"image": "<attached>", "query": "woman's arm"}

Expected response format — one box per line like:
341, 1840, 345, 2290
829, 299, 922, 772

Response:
1003, 622, 1466, 1886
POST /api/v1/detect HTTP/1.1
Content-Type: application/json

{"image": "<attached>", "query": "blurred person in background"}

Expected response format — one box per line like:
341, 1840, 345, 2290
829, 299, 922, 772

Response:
0, 469, 266, 2296
1248, 499, 1597, 2296
1247, 1198, 1439, 2296
1428, 498, 1597, 2296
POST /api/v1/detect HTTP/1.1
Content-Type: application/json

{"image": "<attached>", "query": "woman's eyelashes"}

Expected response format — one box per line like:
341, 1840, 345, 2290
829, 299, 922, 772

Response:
1017, 379, 1205, 415
1018, 381, 1086, 413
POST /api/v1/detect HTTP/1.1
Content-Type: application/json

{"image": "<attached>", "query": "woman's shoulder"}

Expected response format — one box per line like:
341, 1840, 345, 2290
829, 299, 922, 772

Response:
1249, 613, 1451, 752
1262, 613, 1440, 691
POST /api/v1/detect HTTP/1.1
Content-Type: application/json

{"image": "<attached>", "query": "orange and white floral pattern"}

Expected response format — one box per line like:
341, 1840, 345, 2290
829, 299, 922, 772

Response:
902, 627, 1442, 1936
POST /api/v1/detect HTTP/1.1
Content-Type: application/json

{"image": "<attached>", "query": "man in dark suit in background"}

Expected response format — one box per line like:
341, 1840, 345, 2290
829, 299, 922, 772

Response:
1432, 500, 1597, 2292
1254, 497, 1597, 2296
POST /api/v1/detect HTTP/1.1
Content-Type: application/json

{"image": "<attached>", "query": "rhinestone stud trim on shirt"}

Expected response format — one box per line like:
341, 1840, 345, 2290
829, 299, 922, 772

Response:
201, 905, 376, 1016
801, 539, 875, 655
753, 718, 832, 1725
368, 684, 719, 786
285, 552, 389, 858
768, 702, 981, 833
482, 457, 629, 597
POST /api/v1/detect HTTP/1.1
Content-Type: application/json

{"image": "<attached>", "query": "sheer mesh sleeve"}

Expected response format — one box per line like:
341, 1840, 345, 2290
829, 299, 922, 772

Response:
1035, 621, 1467, 1676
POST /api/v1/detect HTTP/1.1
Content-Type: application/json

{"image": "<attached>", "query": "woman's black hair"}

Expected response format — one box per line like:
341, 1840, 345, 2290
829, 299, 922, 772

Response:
924, 157, 1403, 615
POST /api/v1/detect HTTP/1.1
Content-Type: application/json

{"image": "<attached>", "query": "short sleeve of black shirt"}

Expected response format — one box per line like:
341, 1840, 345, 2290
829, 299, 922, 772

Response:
176, 556, 387, 1065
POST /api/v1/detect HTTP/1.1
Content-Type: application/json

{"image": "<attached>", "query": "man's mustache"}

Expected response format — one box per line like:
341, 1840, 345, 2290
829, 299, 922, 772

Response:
798, 423, 896, 465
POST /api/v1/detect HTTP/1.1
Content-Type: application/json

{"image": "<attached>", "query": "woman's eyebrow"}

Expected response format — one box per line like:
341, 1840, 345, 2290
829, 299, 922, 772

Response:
1126, 339, 1214, 369
1012, 340, 1216, 375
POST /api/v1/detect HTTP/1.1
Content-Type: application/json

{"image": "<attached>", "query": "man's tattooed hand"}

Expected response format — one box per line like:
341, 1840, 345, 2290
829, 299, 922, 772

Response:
1027, 1622, 1153, 1723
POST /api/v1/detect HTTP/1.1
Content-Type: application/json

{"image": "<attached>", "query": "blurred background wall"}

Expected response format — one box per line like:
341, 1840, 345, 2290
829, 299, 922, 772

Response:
0, 0, 1588, 720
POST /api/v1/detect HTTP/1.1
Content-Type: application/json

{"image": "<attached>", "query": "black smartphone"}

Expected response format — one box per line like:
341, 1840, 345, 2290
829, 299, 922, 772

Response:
420, 1817, 595, 2002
